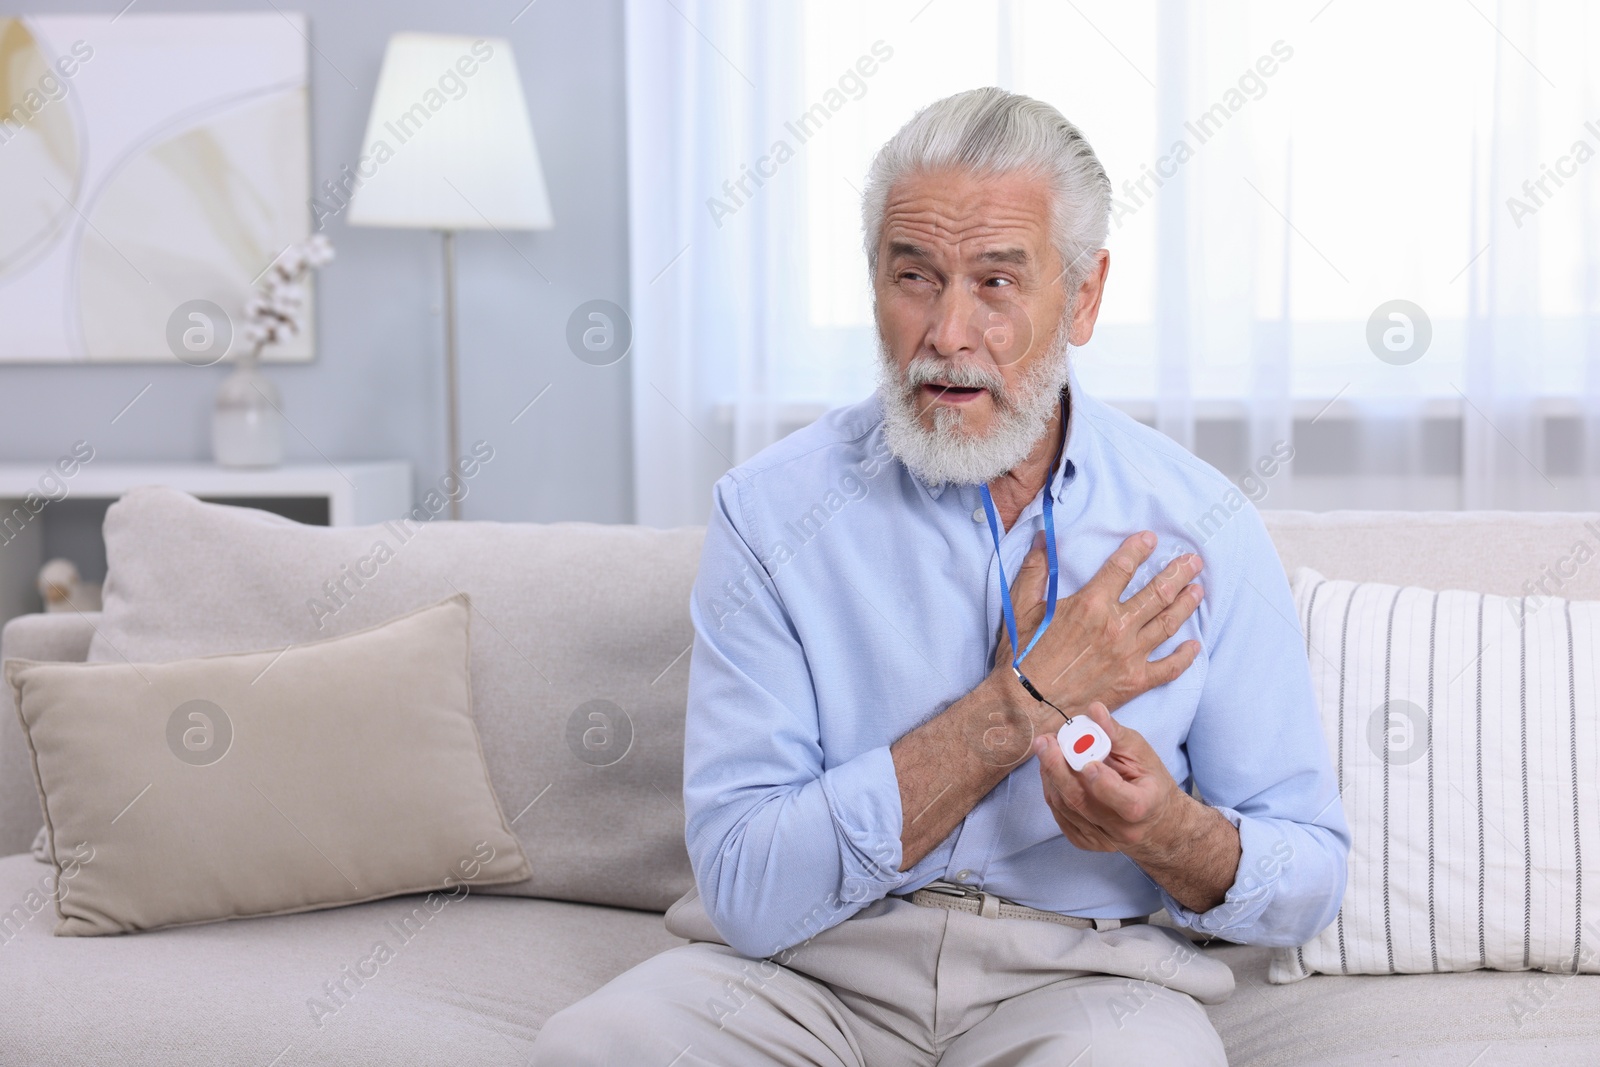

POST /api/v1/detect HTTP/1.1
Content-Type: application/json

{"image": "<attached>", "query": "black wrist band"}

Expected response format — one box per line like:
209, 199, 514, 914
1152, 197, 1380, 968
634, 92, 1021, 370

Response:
1013, 667, 1071, 724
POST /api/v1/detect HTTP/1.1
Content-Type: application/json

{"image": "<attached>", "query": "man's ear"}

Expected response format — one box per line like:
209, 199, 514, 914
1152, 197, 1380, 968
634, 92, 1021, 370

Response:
1067, 248, 1110, 347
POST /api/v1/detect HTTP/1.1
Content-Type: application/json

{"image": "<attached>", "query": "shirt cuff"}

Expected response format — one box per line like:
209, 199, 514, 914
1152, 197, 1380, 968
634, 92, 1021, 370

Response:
819, 744, 906, 904
1158, 806, 1281, 938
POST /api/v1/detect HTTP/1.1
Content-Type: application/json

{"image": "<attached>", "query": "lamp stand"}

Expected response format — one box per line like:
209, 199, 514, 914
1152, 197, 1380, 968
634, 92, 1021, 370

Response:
441, 229, 462, 521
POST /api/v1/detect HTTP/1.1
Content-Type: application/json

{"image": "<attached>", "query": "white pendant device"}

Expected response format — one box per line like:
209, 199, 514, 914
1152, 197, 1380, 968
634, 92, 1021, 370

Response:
1057, 716, 1112, 772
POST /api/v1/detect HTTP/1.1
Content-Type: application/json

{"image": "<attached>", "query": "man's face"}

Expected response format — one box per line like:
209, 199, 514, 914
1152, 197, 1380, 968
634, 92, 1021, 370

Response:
873, 166, 1102, 439
870, 167, 1107, 483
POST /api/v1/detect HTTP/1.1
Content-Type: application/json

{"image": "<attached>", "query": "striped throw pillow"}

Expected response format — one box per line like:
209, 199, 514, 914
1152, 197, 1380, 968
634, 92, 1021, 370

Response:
1269, 568, 1600, 982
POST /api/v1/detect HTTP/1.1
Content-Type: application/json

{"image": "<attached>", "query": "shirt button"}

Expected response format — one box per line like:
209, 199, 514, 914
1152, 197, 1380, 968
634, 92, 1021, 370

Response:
954, 869, 973, 882
971, 508, 985, 523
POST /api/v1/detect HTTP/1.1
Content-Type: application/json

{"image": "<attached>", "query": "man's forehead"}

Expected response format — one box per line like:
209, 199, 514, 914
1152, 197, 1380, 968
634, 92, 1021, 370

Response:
885, 238, 1034, 265
880, 170, 1053, 263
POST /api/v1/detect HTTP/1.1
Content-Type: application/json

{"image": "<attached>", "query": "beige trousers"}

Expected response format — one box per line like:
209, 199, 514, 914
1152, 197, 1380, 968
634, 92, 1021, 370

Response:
532, 888, 1233, 1066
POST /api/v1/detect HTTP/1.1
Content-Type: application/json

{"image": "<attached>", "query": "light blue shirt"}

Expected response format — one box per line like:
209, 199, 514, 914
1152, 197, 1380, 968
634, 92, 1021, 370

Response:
683, 374, 1349, 959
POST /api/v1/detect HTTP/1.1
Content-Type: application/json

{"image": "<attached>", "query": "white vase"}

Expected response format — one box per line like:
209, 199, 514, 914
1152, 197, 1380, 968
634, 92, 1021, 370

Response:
212, 348, 284, 468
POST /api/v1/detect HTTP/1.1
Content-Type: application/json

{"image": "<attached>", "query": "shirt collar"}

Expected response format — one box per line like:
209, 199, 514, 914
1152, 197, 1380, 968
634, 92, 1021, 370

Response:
919, 366, 1087, 504
1054, 362, 1096, 503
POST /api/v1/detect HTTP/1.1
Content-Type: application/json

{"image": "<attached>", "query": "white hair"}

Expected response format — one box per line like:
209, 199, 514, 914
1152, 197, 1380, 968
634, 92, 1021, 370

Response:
861, 87, 1111, 291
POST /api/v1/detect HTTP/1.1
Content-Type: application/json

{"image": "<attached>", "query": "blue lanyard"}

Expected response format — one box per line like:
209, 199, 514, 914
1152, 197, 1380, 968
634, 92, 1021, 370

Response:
978, 395, 1070, 718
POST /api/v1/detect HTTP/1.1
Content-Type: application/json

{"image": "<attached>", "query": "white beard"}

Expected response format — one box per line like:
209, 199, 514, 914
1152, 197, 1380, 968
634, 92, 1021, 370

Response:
876, 322, 1072, 488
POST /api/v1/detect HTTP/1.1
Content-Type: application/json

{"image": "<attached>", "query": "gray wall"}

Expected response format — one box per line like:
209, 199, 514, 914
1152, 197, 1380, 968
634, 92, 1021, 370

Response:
0, 0, 635, 582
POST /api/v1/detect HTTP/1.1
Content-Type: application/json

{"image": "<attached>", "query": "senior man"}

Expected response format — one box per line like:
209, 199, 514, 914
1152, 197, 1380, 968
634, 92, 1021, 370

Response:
535, 88, 1348, 1065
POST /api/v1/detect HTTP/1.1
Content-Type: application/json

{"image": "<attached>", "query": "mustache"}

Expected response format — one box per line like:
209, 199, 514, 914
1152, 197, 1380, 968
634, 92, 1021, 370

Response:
899, 356, 1011, 403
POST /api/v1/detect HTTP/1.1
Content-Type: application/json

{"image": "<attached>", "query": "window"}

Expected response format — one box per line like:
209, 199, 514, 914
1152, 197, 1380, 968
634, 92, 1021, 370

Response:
796, 0, 1597, 406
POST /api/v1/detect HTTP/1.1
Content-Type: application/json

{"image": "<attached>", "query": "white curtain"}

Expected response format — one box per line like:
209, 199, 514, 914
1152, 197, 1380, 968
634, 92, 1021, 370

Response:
626, 0, 1600, 527
625, 0, 809, 528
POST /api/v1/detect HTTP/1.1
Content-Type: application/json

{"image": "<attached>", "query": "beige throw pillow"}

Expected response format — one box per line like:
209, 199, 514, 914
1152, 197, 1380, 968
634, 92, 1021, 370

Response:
5, 594, 531, 936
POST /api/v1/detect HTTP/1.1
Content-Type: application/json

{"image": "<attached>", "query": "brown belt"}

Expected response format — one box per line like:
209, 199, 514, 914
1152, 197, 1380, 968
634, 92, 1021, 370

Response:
897, 881, 1148, 932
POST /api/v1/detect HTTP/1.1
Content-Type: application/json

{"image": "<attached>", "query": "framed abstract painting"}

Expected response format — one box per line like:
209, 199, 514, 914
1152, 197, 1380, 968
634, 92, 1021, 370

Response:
0, 12, 312, 362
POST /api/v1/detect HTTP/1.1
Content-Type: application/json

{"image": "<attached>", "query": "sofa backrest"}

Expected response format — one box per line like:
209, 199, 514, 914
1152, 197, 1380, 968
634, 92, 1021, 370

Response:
1262, 510, 1600, 600
2, 495, 1597, 907
4, 487, 707, 912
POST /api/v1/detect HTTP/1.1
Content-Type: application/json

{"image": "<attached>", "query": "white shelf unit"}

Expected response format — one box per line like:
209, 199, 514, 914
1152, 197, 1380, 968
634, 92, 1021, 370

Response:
0, 461, 412, 626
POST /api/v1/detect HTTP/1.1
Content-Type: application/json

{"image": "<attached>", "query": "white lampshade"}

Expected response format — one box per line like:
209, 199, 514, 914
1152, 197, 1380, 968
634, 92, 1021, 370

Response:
347, 32, 553, 230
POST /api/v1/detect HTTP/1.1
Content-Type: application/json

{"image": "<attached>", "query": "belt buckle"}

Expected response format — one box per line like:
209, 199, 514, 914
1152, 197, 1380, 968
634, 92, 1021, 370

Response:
921, 881, 1004, 920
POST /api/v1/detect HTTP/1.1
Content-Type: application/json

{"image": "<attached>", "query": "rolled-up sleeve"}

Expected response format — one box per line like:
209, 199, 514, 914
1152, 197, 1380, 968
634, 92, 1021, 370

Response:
682, 476, 907, 959
1159, 507, 1350, 947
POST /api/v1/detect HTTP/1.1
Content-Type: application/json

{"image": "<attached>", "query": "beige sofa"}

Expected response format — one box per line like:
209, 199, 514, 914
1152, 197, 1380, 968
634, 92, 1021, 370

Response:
2, 491, 1598, 1065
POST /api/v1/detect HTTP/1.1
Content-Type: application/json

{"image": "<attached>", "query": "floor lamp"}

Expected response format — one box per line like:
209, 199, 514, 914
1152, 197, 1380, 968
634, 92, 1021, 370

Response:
347, 32, 553, 519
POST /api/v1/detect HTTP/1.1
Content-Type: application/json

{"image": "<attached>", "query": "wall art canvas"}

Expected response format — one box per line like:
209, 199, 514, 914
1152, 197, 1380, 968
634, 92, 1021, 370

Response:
0, 12, 312, 362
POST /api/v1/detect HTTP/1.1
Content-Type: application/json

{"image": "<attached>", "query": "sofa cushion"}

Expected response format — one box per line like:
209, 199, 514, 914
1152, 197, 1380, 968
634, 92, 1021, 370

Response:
0, 852, 683, 1065
1204, 941, 1600, 1066
80, 487, 704, 913
4, 842, 1595, 1067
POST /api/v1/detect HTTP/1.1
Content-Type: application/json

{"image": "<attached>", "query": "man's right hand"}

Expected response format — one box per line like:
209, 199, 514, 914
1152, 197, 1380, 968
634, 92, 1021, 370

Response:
992, 530, 1203, 729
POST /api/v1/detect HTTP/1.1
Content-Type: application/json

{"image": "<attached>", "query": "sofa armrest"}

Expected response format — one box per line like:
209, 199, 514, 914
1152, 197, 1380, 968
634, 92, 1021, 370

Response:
2, 611, 98, 664
0, 611, 99, 856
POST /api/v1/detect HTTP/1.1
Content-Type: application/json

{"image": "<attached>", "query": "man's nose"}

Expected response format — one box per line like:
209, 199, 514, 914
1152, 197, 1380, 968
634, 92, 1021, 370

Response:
927, 286, 981, 358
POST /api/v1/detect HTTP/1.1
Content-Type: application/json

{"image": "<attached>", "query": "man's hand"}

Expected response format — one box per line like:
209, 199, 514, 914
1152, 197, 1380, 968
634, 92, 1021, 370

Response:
1033, 703, 1241, 914
1033, 702, 1184, 853
995, 531, 1203, 732
895, 532, 1207, 870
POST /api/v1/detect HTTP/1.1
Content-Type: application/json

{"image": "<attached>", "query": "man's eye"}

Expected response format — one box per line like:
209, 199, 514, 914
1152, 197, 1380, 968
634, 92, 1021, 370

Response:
985, 276, 1013, 288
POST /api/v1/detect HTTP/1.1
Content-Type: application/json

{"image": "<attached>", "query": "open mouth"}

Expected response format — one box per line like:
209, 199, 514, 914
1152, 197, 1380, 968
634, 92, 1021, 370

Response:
920, 383, 988, 404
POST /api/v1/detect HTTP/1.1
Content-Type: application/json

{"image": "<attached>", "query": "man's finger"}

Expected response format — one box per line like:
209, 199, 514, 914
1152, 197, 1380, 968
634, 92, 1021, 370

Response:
1076, 756, 1143, 817
1047, 802, 1101, 850
1078, 701, 1119, 741
1038, 734, 1096, 813
1139, 582, 1202, 651
1038, 736, 1130, 851
1079, 532, 1156, 604
1039, 756, 1119, 851
1123, 553, 1203, 628
1055, 810, 1113, 852
1143, 638, 1201, 689
1036, 735, 1079, 798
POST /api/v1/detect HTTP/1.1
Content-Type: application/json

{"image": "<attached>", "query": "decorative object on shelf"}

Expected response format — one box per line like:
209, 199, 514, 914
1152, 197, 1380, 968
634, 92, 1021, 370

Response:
36, 558, 101, 613
346, 32, 552, 519
212, 235, 334, 469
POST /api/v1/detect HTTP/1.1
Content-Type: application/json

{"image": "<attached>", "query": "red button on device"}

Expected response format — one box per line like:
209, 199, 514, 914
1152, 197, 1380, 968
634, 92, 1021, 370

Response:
1073, 734, 1095, 754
